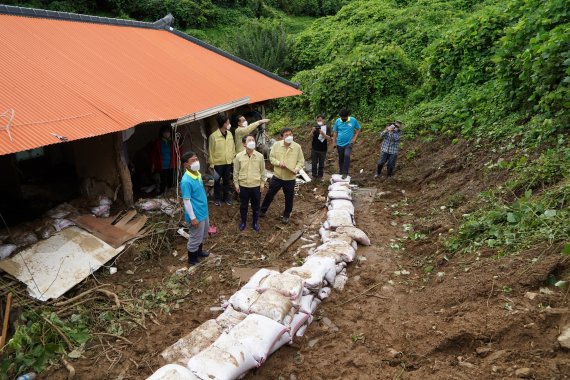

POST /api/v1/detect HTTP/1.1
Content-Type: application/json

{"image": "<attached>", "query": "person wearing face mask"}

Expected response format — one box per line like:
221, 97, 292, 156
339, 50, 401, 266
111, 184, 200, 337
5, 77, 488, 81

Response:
233, 135, 267, 231
311, 115, 331, 181
180, 151, 210, 266
332, 108, 361, 179
376, 120, 402, 178
260, 128, 305, 224
233, 115, 270, 155
151, 125, 178, 195
208, 114, 236, 206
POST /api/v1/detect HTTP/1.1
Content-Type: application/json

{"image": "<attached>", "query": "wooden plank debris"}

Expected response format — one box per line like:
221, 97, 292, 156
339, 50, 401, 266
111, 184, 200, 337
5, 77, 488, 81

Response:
73, 215, 137, 248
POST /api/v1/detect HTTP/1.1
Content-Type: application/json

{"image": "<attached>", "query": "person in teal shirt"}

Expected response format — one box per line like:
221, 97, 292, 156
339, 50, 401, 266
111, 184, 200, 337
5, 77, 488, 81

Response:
332, 108, 361, 179
180, 151, 210, 265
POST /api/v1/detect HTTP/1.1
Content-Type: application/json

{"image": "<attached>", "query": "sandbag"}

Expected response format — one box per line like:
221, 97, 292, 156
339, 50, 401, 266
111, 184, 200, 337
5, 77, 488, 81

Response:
0, 244, 17, 260
328, 199, 355, 215
187, 344, 258, 380
299, 294, 321, 315
36, 224, 56, 240
328, 183, 352, 192
52, 218, 76, 232
91, 204, 110, 218
12, 231, 38, 247
333, 268, 348, 290
146, 364, 200, 380
335, 262, 347, 274
317, 287, 332, 300
226, 288, 260, 313
160, 319, 223, 366
289, 311, 311, 336
319, 226, 331, 243
249, 289, 296, 325
336, 226, 371, 246
330, 174, 351, 183
312, 240, 356, 263
302, 256, 337, 286
327, 209, 354, 228
327, 190, 352, 201
46, 203, 77, 219
215, 306, 247, 330
214, 314, 289, 364
242, 268, 280, 290
257, 272, 304, 300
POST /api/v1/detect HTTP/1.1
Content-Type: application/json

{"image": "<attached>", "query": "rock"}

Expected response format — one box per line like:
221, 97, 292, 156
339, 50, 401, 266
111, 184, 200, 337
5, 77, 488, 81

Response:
515, 367, 531, 378
387, 348, 402, 358
476, 347, 492, 357
458, 361, 476, 369
322, 317, 339, 332
491, 366, 500, 373
485, 349, 507, 363
539, 287, 555, 295
558, 325, 570, 349
308, 338, 320, 348
524, 292, 538, 300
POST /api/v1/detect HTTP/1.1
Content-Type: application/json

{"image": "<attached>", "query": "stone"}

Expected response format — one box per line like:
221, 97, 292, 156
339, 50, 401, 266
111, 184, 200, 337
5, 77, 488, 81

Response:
476, 347, 492, 357
387, 348, 402, 358
515, 368, 531, 378
308, 338, 320, 348
485, 349, 507, 363
558, 325, 570, 349
458, 360, 476, 369
322, 317, 339, 332
524, 292, 538, 300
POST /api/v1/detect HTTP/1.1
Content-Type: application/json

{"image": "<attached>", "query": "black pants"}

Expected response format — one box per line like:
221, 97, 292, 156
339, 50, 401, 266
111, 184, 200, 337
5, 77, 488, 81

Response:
214, 164, 232, 202
311, 150, 326, 178
261, 176, 295, 218
337, 144, 353, 175
159, 169, 174, 194
239, 186, 261, 224
377, 152, 398, 176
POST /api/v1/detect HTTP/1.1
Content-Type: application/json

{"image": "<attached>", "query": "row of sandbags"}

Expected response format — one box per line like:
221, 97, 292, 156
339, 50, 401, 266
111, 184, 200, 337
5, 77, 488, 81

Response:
148, 174, 371, 380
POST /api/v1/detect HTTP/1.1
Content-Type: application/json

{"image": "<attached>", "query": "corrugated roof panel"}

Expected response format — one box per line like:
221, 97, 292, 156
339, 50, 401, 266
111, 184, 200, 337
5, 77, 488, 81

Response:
0, 14, 301, 155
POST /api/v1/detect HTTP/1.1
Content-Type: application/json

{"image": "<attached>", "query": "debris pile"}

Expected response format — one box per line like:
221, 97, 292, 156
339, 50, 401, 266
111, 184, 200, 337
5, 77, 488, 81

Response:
150, 174, 371, 380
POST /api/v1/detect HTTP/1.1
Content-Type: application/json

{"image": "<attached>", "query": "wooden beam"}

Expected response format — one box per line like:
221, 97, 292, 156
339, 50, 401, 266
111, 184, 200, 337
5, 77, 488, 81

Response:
0, 292, 13, 348
114, 132, 133, 207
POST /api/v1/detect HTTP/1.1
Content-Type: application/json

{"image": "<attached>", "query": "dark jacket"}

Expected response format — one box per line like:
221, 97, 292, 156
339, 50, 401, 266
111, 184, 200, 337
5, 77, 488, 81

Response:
311, 124, 330, 152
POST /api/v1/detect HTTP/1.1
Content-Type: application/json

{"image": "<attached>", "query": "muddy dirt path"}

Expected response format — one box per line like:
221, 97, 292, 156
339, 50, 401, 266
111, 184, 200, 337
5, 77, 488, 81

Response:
42, 134, 569, 379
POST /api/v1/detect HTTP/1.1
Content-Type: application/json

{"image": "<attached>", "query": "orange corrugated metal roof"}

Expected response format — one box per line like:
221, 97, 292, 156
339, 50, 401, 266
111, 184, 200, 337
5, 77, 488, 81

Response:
0, 11, 301, 155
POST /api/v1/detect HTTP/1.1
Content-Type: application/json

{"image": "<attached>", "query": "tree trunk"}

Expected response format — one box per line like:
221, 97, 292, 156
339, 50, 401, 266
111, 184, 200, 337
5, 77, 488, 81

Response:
114, 132, 133, 207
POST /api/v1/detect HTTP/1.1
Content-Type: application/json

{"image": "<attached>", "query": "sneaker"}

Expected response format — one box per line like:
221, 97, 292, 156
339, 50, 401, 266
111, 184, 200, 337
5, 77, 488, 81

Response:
239, 222, 246, 231
214, 200, 221, 206
259, 211, 266, 218
281, 216, 289, 224
252, 223, 260, 232
225, 200, 233, 206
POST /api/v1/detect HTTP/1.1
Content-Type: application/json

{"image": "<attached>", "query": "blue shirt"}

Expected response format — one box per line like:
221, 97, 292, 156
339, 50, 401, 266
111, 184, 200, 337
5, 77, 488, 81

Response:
180, 170, 209, 222
333, 116, 361, 147
161, 139, 171, 169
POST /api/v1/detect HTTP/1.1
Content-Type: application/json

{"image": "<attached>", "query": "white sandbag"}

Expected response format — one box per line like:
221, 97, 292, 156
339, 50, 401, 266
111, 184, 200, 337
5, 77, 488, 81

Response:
257, 272, 304, 300
327, 190, 352, 201
335, 262, 347, 274
289, 311, 311, 336
146, 364, 200, 380
295, 314, 315, 337
336, 226, 371, 246
46, 203, 77, 219
299, 294, 314, 314
12, 231, 38, 247
91, 204, 110, 218
312, 240, 356, 263
249, 289, 296, 325
0, 244, 17, 260
328, 199, 355, 215
160, 320, 223, 366
187, 344, 258, 380
52, 218, 76, 232
215, 306, 247, 330
327, 232, 354, 246
330, 174, 351, 183
327, 209, 354, 228
227, 288, 260, 313
98, 196, 112, 206
328, 183, 351, 192
319, 226, 331, 243
270, 330, 292, 354
323, 220, 331, 230
333, 269, 348, 290
317, 287, 332, 300
214, 314, 288, 364
302, 256, 337, 286
36, 224, 55, 240
242, 268, 280, 290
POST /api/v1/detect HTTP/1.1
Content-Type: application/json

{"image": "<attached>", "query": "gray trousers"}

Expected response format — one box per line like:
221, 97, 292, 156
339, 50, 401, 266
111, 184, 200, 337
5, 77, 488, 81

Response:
186, 217, 209, 252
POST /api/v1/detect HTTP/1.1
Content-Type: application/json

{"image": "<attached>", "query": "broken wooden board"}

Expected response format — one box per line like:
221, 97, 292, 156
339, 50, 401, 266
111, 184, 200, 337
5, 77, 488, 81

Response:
114, 210, 137, 228
73, 215, 137, 248
0, 227, 123, 301
352, 187, 378, 212
272, 230, 304, 259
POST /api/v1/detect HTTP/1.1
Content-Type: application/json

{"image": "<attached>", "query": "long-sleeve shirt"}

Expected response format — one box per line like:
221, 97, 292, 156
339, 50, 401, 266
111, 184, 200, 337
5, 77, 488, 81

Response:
233, 149, 266, 188
234, 120, 265, 154
208, 128, 235, 166
380, 129, 401, 154
269, 140, 305, 181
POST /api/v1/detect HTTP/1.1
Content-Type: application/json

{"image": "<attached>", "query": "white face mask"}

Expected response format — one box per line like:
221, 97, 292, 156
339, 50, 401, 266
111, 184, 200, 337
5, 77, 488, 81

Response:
190, 161, 200, 171
242, 120, 248, 128
246, 141, 256, 150
317, 121, 323, 126
284, 136, 294, 144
